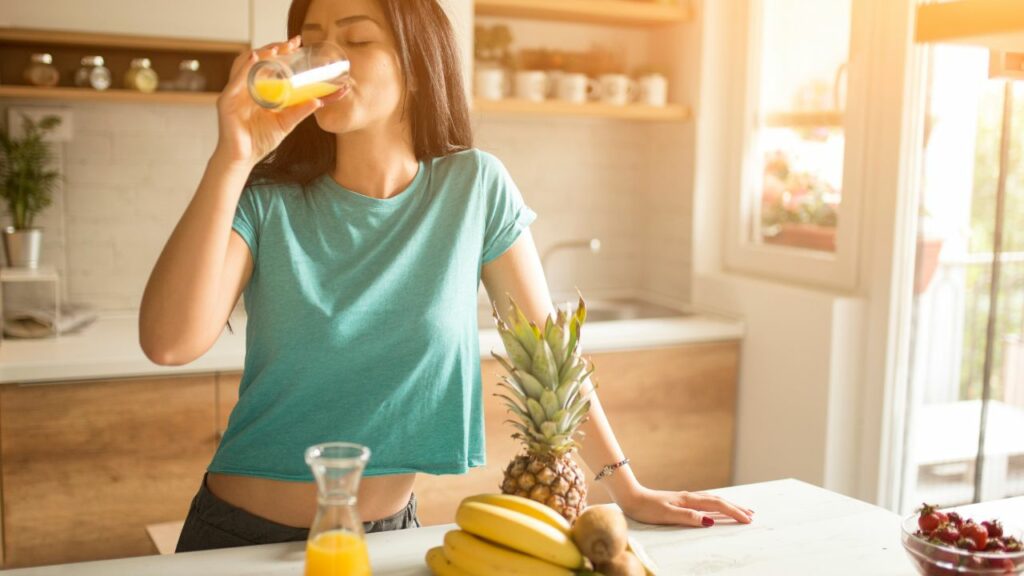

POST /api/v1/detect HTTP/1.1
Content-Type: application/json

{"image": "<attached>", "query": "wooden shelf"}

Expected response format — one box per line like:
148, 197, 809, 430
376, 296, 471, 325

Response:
474, 0, 689, 26
474, 98, 691, 122
0, 28, 241, 103
0, 85, 217, 105
915, 0, 1024, 51
763, 111, 844, 128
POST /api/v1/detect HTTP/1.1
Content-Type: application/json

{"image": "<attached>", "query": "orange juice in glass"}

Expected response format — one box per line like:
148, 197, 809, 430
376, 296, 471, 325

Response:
248, 41, 350, 110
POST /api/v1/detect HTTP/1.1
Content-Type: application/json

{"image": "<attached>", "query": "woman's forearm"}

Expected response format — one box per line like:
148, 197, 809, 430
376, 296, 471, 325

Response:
575, 378, 643, 504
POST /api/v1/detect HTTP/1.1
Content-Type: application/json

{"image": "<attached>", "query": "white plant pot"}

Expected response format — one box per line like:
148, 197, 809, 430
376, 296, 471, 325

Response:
3, 227, 43, 268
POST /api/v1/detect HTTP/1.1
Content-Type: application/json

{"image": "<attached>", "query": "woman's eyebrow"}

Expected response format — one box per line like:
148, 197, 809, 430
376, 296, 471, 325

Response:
301, 15, 378, 32
334, 15, 379, 27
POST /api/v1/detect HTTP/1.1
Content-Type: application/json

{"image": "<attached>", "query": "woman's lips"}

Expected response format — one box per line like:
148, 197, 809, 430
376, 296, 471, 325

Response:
320, 84, 351, 104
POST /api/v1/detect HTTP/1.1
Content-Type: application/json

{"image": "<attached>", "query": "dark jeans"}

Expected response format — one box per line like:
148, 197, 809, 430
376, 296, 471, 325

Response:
175, 474, 421, 553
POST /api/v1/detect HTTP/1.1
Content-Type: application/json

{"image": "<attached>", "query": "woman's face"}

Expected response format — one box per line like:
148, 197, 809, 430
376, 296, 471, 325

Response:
301, 0, 409, 134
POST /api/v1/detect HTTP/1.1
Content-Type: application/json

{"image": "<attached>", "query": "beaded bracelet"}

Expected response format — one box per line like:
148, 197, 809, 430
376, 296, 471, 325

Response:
594, 457, 630, 482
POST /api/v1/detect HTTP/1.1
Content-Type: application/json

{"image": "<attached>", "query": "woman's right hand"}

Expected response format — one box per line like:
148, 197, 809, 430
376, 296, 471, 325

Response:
213, 36, 323, 168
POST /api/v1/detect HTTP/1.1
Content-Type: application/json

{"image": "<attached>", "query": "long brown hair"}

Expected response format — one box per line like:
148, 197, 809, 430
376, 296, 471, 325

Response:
250, 0, 473, 186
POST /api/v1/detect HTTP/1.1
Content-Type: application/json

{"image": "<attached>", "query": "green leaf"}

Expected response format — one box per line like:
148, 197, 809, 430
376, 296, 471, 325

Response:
526, 398, 546, 428
0, 114, 62, 229
556, 378, 580, 407
545, 323, 566, 372
499, 327, 532, 372
533, 338, 559, 389
498, 376, 526, 399
540, 390, 560, 418
558, 358, 585, 388
517, 371, 546, 399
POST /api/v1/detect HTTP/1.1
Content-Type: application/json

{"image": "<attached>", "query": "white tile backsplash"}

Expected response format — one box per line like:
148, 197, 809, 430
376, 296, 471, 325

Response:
1, 100, 692, 314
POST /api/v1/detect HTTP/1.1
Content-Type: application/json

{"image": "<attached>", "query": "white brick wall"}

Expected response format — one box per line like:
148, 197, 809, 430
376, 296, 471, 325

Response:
1, 100, 692, 313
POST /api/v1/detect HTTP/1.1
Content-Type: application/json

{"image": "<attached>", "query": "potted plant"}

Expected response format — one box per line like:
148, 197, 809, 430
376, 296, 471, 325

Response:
760, 151, 839, 251
0, 114, 61, 268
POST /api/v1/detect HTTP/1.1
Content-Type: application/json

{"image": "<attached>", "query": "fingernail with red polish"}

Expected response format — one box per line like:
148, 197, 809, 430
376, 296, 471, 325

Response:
702, 516, 715, 527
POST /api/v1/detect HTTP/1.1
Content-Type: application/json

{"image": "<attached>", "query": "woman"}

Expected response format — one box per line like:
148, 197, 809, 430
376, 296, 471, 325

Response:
140, 0, 753, 552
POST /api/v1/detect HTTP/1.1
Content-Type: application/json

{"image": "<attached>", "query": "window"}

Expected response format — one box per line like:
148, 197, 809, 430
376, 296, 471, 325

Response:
725, 0, 866, 289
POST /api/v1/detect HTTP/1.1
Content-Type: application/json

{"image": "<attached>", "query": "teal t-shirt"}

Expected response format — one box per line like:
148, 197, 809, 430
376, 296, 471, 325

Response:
208, 148, 537, 481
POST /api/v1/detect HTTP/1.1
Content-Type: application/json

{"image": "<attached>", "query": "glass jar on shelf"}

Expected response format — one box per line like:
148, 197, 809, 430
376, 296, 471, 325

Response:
75, 56, 111, 91
176, 59, 207, 92
124, 58, 159, 93
24, 53, 60, 87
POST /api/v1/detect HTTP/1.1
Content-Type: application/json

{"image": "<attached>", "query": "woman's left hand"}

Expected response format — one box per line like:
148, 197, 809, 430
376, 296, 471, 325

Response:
617, 485, 755, 528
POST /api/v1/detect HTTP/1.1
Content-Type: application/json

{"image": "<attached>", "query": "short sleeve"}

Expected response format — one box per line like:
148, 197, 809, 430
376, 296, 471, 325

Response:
231, 186, 261, 261
479, 153, 538, 265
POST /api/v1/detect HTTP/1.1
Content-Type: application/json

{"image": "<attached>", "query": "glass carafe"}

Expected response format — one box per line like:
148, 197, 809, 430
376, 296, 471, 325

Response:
304, 442, 372, 576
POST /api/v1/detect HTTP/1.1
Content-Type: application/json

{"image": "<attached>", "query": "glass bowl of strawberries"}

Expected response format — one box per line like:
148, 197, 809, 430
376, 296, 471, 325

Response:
902, 503, 1024, 575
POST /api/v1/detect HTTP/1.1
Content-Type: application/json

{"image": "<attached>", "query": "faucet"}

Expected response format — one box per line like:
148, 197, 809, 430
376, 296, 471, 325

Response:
540, 238, 602, 282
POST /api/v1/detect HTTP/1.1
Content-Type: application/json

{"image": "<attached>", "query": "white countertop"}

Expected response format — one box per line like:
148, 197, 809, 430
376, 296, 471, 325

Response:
0, 311, 744, 385
1, 478, 964, 576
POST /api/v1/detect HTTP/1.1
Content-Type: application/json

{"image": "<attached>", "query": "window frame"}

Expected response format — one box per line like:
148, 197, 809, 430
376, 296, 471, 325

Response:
723, 0, 871, 291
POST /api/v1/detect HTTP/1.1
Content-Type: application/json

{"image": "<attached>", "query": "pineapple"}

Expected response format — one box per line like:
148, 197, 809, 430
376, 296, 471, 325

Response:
489, 291, 596, 524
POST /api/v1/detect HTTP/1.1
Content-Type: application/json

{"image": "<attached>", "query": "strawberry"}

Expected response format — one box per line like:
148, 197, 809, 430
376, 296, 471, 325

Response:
946, 511, 964, 529
981, 520, 1004, 539
986, 538, 1007, 552
918, 503, 950, 534
934, 524, 960, 545
960, 522, 989, 551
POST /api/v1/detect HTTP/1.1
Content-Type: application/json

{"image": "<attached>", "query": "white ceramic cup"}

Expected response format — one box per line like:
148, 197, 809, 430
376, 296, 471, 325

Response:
474, 66, 507, 100
515, 70, 549, 102
596, 74, 636, 106
556, 73, 599, 104
637, 73, 668, 107
546, 69, 565, 98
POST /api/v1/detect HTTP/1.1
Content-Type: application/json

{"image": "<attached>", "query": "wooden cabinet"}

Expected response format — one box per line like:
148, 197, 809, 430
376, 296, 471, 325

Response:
0, 0, 250, 43
0, 375, 218, 568
412, 341, 740, 525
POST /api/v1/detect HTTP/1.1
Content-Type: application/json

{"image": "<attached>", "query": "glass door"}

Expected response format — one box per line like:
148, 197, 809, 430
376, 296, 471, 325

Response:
900, 41, 1024, 511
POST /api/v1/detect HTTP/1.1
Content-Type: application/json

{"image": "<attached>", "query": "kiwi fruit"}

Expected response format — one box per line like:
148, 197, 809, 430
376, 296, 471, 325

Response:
571, 505, 629, 565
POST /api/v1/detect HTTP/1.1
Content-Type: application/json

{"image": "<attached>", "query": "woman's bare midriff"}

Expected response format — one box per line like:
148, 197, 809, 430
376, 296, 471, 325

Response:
206, 471, 417, 529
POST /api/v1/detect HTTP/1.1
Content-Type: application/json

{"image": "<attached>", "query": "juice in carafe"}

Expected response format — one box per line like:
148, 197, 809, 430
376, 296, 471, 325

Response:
304, 442, 373, 576
248, 42, 349, 110
305, 530, 371, 576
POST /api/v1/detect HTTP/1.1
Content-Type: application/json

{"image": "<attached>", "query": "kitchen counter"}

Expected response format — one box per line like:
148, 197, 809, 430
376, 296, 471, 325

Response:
0, 309, 744, 385
0, 478, 947, 575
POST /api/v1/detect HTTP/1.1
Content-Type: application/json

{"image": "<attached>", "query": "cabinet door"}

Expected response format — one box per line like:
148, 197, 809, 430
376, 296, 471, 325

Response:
1, 0, 250, 42
0, 376, 217, 568
412, 342, 740, 525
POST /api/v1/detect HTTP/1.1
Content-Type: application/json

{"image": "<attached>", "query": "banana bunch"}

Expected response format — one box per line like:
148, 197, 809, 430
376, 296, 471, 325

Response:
425, 493, 594, 576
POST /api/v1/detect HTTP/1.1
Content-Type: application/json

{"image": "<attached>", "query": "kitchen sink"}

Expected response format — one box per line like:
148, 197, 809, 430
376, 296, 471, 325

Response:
478, 296, 690, 327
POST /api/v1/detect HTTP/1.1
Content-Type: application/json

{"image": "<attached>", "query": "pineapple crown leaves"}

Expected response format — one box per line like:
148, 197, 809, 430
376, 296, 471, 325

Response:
0, 114, 63, 230
489, 289, 596, 457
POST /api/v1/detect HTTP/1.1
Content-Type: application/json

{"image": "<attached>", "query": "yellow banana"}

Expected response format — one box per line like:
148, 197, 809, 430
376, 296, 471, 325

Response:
460, 493, 571, 535
455, 501, 583, 569
627, 536, 659, 576
443, 529, 575, 576
425, 546, 474, 576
